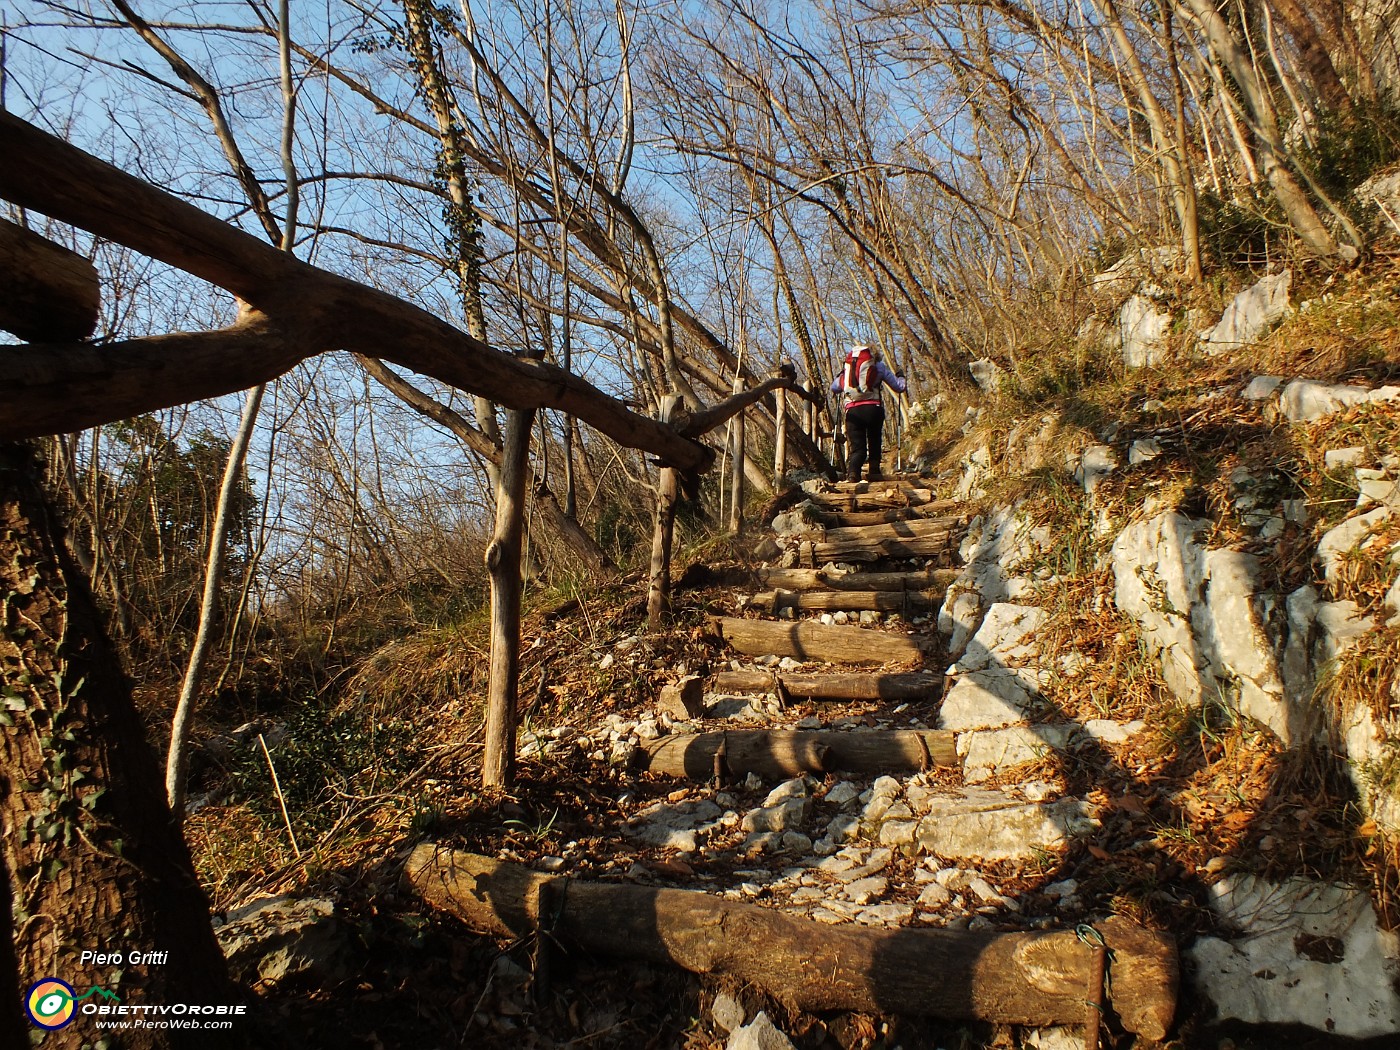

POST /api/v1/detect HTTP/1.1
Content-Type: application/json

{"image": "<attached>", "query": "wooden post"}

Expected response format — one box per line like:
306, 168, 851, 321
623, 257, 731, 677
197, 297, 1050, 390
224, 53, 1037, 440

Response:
647, 395, 681, 631
728, 387, 745, 533
482, 406, 535, 788
774, 384, 787, 485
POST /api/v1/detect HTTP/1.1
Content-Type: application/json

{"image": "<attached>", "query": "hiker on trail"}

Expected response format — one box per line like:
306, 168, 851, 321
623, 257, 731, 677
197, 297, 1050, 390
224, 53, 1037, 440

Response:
830, 344, 906, 482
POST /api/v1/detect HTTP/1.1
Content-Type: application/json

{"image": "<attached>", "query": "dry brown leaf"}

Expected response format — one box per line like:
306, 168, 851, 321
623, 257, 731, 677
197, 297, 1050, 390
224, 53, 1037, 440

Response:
1115, 794, 1147, 815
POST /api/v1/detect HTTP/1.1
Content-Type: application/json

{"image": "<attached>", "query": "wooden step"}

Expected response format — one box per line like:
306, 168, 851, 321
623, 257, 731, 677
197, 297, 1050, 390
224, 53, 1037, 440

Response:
752, 588, 943, 613
407, 846, 1178, 1041
804, 488, 945, 510
708, 669, 941, 702
630, 728, 956, 779
710, 616, 931, 665
758, 567, 959, 592
785, 516, 963, 565
810, 506, 935, 528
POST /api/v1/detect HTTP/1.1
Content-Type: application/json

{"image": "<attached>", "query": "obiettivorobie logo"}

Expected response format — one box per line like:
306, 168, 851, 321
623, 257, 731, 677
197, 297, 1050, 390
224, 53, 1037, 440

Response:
25, 978, 121, 1030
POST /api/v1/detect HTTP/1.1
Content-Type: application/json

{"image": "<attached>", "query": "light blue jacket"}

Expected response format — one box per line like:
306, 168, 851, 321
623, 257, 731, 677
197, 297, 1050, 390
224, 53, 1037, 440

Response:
831, 359, 906, 410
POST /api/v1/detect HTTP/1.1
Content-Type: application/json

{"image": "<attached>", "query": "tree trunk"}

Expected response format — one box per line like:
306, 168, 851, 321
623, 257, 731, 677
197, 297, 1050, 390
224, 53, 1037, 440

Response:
533, 477, 616, 578
482, 409, 534, 788
166, 384, 264, 816
1180, 0, 1348, 257
1267, 0, 1355, 116
631, 729, 956, 779
773, 385, 787, 484
404, 847, 1177, 1040
710, 616, 931, 665
1, 443, 236, 1048
728, 400, 745, 534
647, 396, 682, 631
0, 218, 100, 342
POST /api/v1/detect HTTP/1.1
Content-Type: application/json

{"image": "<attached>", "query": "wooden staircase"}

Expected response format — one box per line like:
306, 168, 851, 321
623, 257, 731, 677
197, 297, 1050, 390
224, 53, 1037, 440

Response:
410, 472, 1179, 1042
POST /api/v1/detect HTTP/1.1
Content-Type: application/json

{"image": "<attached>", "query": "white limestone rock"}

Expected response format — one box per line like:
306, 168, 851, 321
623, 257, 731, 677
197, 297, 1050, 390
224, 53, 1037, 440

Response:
938, 510, 1045, 658
917, 882, 952, 907
956, 603, 1046, 672
217, 896, 349, 988
1279, 379, 1400, 422
954, 444, 993, 502
1021, 1028, 1082, 1050
959, 724, 1077, 783
1119, 294, 1171, 368
969, 357, 1005, 392
878, 820, 919, 847
1189, 875, 1400, 1039
1128, 438, 1162, 465
858, 903, 915, 926
1201, 549, 1293, 742
741, 797, 811, 834
1317, 507, 1393, 584
711, 992, 745, 1034
1112, 512, 1211, 704
1200, 270, 1291, 352
1242, 375, 1284, 401
622, 799, 722, 852
763, 778, 809, 807
915, 788, 1098, 863
1073, 443, 1118, 494
842, 876, 888, 905
938, 669, 1040, 732
726, 1011, 797, 1050
1324, 446, 1368, 469
823, 781, 861, 808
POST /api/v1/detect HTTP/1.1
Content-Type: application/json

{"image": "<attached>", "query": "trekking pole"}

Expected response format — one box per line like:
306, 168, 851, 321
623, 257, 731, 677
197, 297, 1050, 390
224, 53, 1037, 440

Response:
895, 406, 903, 473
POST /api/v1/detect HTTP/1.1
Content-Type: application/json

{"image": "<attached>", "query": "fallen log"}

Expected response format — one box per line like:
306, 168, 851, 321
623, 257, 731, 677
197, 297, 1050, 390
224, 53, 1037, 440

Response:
710, 616, 930, 665
404, 846, 1177, 1040
753, 588, 944, 613
631, 729, 956, 778
758, 567, 960, 592
0, 218, 100, 341
708, 669, 941, 701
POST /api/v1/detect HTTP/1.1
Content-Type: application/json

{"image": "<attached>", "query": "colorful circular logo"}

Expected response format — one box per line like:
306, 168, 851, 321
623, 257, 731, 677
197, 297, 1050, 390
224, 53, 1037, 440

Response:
25, 978, 77, 1029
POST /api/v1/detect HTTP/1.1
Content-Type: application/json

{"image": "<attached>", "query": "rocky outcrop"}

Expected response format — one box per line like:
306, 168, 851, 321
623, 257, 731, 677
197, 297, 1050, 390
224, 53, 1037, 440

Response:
1199, 270, 1291, 352
1189, 875, 1400, 1039
1118, 294, 1171, 368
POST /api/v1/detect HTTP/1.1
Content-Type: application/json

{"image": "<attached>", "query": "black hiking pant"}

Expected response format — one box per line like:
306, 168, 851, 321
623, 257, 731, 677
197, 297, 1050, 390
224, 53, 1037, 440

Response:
844, 403, 885, 480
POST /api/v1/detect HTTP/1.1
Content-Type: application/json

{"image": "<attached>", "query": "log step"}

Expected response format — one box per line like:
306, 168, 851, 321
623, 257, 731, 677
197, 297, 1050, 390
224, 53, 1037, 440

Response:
631, 729, 956, 779
710, 616, 931, 665
806, 532, 959, 565
405, 846, 1178, 1040
753, 588, 943, 613
811, 506, 944, 528
708, 669, 941, 702
803, 488, 945, 510
758, 566, 960, 592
